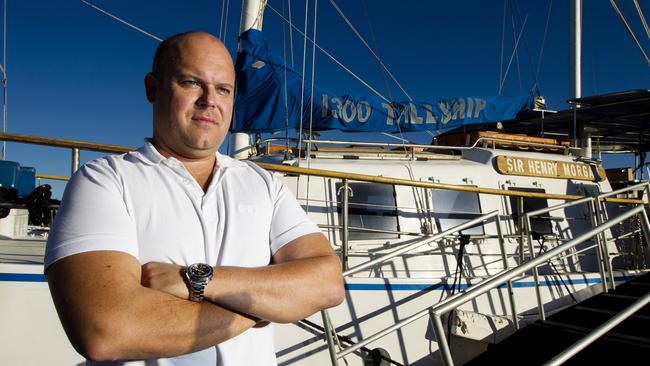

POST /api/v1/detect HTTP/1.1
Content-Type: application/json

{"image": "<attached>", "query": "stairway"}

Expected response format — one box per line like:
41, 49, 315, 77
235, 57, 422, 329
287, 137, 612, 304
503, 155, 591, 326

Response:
465, 272, 650, 365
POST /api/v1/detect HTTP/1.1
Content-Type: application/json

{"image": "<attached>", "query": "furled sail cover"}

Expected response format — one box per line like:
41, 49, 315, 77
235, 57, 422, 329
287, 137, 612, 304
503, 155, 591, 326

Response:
233, 29, 535, 134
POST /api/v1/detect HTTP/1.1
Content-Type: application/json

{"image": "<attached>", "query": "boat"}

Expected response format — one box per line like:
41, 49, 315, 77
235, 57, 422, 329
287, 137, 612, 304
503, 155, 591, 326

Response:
1, 0, 650, 365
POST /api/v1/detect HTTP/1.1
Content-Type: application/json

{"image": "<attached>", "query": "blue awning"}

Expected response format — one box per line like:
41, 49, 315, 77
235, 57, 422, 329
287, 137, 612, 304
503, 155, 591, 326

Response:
233, 29, 535, 134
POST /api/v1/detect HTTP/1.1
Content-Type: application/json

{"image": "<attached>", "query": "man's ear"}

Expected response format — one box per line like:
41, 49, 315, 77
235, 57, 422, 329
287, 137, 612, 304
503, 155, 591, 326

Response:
144, 73, 157, 103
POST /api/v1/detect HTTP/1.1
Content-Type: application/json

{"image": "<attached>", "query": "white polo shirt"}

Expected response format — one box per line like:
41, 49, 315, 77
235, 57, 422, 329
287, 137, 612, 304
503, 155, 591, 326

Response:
45, 140, 320, 366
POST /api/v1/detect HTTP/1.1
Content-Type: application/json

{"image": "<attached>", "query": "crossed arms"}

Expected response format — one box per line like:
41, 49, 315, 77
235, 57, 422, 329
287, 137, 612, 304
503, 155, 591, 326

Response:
46, 232, 344, 361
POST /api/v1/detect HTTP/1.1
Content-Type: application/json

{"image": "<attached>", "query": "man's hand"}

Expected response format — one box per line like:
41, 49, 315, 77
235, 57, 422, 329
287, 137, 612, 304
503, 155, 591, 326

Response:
141, 262, 189, 300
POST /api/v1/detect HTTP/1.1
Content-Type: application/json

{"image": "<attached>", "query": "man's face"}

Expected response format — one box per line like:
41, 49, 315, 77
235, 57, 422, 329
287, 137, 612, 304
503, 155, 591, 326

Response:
147, 34, 235, 160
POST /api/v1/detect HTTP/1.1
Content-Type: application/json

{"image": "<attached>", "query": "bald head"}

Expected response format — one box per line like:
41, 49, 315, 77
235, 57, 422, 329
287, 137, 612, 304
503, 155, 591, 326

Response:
151, 31, 231, 77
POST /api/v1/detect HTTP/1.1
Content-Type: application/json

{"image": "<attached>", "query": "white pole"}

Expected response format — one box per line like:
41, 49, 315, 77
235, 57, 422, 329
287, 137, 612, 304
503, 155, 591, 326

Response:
230, 0, 265, 159
570, 0, 591, 158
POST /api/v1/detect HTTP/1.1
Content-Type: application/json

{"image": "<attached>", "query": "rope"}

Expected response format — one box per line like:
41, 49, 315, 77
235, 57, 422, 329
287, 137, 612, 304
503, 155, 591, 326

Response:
609, 0, 650, 67
266, 4, 390, 103
80, 0, 162, 42
328, 0, 412, 101
633, 0, 650, 42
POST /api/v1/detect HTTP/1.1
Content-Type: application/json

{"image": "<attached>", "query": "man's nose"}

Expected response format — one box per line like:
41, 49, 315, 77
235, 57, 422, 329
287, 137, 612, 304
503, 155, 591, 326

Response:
196, 86, 216, 108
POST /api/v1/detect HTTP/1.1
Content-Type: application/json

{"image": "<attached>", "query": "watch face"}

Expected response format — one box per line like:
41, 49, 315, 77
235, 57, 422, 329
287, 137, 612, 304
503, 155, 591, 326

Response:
187, 263, 213, 279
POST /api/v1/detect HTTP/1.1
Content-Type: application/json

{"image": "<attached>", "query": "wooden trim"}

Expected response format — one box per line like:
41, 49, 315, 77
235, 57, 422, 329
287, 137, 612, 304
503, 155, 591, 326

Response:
255, 162, 641, 204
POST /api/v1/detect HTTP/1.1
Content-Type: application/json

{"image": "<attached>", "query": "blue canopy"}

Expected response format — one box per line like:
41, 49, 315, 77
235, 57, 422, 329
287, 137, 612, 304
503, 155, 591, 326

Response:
233, 29, 535, 134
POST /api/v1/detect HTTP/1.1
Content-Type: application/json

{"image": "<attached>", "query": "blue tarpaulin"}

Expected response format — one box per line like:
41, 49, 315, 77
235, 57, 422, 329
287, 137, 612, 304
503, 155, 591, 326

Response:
233, 29, 535, 134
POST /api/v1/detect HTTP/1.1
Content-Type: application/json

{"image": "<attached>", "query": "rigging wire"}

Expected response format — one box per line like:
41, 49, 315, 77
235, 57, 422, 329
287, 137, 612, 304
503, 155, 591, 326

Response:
498, 13, 529, 95
534, 0, 554, 95
266, 3, 390, 103
511, 0, 543, 95
79, 0, 162, 42
222, 0, 230, 41
609, 0, 650, 67
288, 0, 295, 67
219, 0, 227, 39
509, 1, 523, 93
327, 0, 412, 101
498, 0, 507, 95
633, 0, 650, 42
360, 0, 392, 101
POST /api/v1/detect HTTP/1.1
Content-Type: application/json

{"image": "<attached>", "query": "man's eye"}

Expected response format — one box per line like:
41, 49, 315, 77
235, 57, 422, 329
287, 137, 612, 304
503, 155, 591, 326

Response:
181, 80, 201, 87
218, 87, 232, 95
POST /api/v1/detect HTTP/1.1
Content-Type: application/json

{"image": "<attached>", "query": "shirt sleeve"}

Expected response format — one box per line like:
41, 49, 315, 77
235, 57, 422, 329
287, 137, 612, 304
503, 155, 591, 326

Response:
267, 174, 320, 254
44, 158, 139, 270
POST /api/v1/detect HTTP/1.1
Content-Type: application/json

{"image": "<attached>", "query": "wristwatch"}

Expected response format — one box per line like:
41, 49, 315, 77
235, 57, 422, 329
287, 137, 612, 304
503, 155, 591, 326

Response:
184, 263, 214, 302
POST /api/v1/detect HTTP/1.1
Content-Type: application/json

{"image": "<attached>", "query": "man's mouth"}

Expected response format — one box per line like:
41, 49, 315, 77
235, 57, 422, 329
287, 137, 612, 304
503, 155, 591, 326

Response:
192, 115, 217, 124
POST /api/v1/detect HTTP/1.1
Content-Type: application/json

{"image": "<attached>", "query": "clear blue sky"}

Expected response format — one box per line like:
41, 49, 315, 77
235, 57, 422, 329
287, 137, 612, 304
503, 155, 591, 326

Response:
3, 0, 650, 198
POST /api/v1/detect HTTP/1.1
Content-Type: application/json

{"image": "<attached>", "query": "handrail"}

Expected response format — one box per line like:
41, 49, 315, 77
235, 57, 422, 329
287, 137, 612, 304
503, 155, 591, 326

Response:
0, 132, 133, 154
430, 205, 648, 366
253, 134, 571, 153
1, 132, 642, 205
544, 291, 650, 365
256, 162, 642, 204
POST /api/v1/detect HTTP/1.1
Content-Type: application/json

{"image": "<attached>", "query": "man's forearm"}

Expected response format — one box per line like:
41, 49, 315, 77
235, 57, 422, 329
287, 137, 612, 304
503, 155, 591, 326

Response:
205, 253, 344, 323
48, 251, 257, 361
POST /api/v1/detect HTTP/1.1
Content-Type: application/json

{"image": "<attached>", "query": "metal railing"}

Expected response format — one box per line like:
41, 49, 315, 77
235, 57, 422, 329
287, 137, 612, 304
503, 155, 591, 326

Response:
322, 194, 648, 366
321, 210, 514, 364
428, 205, 650, 366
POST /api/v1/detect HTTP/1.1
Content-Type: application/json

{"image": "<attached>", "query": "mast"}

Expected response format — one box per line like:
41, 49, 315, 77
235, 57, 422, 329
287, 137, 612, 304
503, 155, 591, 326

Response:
570, 0, 591, 158
230, 0, 265, 159
1, 0, 6, 160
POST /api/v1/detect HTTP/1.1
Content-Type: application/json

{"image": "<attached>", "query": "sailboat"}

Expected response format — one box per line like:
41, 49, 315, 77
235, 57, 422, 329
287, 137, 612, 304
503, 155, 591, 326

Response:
1, 0, 650, 365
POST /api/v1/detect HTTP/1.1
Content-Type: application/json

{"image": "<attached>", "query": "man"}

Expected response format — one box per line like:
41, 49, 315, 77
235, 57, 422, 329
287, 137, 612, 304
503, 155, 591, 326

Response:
45, 31, 344, 365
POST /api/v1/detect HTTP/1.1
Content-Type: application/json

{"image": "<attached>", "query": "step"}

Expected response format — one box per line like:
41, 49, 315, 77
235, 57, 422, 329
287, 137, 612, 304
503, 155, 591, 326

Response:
464, 322, 650, 365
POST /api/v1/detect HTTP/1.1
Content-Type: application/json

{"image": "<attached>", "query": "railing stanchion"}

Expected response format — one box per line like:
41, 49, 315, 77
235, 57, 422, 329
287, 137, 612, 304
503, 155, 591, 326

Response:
496, 215, 518, 329
432, 312, 454, 366
341, 179, 350, 271
321, 310, 339, 366
589, 199, 608, 293
71, 147, 80, 175
524, 215, 545, 320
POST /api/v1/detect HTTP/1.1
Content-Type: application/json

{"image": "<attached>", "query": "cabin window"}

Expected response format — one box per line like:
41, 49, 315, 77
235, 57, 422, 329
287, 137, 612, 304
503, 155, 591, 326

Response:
508, 187, 553, 235
431, 189, 484, 235
336, 182, 399, 240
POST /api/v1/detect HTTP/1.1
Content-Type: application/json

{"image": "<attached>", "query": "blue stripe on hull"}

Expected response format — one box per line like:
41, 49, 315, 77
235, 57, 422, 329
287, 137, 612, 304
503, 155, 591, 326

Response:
0, 273, 47, 282
344, 275, 631, 291
0, 273, 634, 288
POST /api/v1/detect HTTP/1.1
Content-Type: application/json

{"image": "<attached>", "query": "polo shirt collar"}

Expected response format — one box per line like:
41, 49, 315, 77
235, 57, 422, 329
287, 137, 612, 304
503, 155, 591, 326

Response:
134, 138, 236, 170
